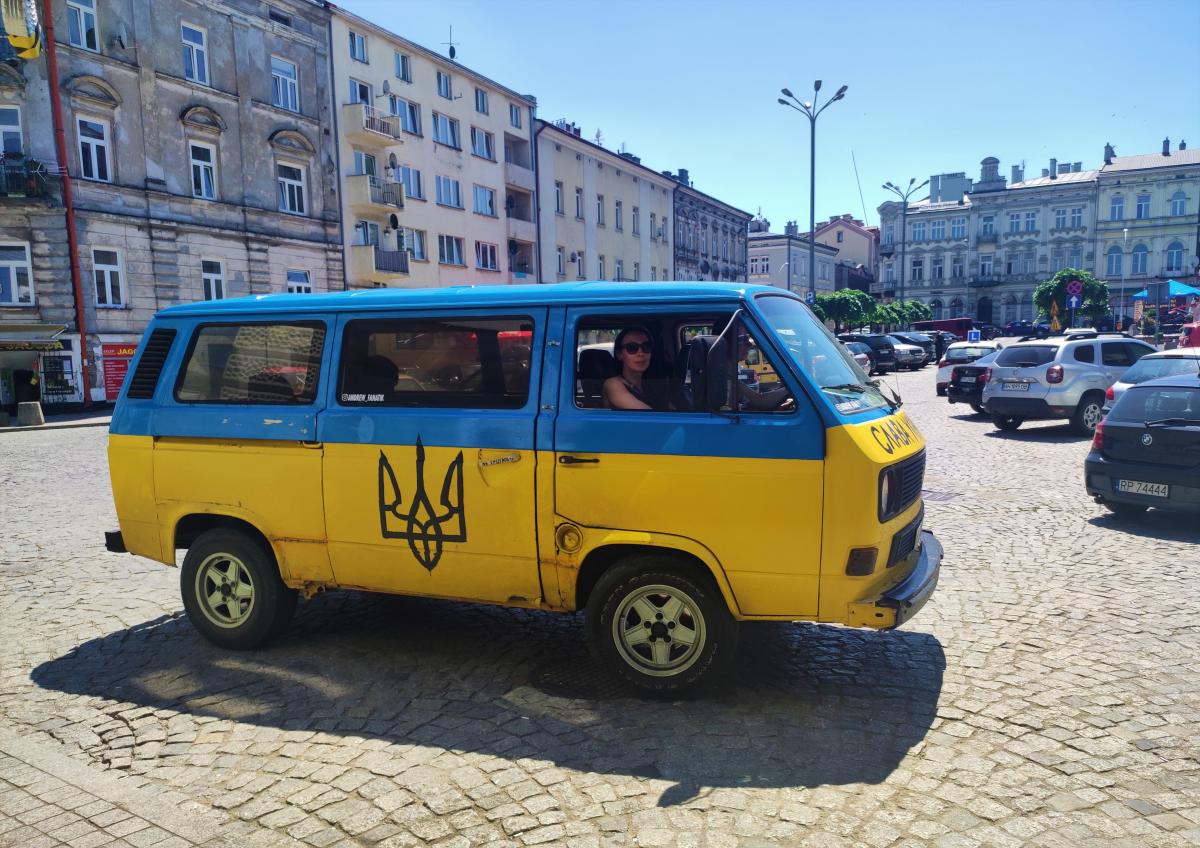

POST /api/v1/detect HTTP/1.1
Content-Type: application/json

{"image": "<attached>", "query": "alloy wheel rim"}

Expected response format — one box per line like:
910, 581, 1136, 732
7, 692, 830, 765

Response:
612, 584, 707, 677
1083, 403, 1102, 430
195, 552, 255, 629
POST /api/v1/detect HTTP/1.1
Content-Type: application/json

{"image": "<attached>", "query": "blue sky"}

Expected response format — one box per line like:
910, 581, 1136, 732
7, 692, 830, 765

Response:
342, 0, 1200, 231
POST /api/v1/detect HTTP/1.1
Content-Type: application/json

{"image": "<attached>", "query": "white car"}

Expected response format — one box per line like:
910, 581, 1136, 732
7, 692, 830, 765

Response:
1104, 350, 1200, 410
936, 341, 1002, 395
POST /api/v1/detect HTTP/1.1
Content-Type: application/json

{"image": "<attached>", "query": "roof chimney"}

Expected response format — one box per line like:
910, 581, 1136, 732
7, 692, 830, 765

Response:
1104, 142, 1115, 165
1011, 165, 1023, 183
1041, 169, 1049, 178
1163, 137, 1171, 156
1049, 158, 1057, 179
784, 221, 798, 237
1072, 162, 1082, 172
677, 168, 689, 186
1181, 139, 1188, 151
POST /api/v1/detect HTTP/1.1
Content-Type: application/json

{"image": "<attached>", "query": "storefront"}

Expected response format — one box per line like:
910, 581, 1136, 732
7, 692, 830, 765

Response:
0, 323, 71, 413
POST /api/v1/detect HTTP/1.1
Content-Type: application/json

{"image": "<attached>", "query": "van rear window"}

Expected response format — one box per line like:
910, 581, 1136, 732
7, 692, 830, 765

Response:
338, 317, 532, 408
175, 322, 325, 404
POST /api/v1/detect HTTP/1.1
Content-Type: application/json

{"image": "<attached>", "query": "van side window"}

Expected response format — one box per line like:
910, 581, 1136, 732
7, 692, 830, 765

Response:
175, 322, 325, 403
339, 317, 532, 408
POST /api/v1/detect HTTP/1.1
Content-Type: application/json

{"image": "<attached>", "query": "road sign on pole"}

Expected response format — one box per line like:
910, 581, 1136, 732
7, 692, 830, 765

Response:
805, 290, 814, 304
967, 329, 981, 343
1066, 279, 1083, 297
1067, 294, 1081, 310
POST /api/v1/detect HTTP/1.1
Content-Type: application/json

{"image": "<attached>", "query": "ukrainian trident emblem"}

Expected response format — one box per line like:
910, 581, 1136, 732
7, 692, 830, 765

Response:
378, 437, 466, 571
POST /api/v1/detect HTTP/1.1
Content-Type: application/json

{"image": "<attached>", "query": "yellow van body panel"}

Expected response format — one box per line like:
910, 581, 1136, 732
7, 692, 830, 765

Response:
107, 435, 163, 563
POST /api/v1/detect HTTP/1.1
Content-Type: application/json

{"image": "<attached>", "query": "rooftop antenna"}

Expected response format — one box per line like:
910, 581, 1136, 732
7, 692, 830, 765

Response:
594, 129, 603, 147
851, 149, 869, 225
443, 26, 458, 60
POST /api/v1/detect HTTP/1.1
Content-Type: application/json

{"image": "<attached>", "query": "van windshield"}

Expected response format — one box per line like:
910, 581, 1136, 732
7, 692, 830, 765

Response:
754, 294, 889, 414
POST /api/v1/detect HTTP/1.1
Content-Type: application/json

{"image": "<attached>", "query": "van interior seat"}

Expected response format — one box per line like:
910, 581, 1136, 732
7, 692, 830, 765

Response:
577, 348, 616, 407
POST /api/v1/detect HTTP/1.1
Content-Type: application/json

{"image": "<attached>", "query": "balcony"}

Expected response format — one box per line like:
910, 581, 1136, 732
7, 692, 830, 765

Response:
505, 215, 536, 244
349, 244, 409, 286
976, 231, 998, 243
968, 276, 1000, 288
880, 243, 895, 257
347, 175, 404, 215
506, 240, 535, 283
503, 161, 535, 192
0, 158, 52, 199
342, 102, 401, 148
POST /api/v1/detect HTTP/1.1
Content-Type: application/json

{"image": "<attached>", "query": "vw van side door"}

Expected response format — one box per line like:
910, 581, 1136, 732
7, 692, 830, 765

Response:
550, 305, 826, 617
318, 309, 546, 605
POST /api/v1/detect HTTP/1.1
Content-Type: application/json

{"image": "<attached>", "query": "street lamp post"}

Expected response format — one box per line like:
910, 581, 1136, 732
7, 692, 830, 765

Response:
778, 80, 847, 303
1120, 228, 1128, 332
882, 178, 929, 311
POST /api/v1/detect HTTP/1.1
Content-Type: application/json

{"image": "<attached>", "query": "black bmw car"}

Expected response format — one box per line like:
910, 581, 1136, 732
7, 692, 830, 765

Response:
1085, 374, 1200, 515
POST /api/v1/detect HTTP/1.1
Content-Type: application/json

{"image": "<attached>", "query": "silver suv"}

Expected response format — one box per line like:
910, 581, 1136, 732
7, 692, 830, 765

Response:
981, 332, 1155, 434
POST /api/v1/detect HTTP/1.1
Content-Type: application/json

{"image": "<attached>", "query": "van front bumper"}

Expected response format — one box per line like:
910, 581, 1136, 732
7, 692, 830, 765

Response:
848, 530, 942, 629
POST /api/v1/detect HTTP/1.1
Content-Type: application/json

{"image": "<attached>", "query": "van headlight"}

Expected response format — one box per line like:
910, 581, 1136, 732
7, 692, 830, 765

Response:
879, 468, 898, 520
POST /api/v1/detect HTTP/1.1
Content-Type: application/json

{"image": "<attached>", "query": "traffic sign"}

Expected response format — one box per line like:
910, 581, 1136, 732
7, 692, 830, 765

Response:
967, 330, 981, 342
1067, 294, 1081, 309
805, 290, 814, 304
1066, 279, 1083, 296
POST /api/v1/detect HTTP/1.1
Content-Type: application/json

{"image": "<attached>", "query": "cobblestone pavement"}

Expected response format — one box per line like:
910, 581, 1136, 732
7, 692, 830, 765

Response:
2, 368, 1198, 847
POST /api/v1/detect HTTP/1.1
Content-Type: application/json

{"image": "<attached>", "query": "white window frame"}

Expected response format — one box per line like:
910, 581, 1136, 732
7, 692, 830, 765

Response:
614, 258, 624, 281
1024, 211, 1037, 232
650, 266, 657, 281
181, 23, 210, 86
390, 96, 420, 135
1170, 191, 1187, 217
400, 227, 426, 261
633, 262, 639, 280
556, 246, 564, 275
348, 31, 367, 63
67, 0, 99, 51
348, 77, 370, 104
615, 200, 623, 231
598, 255, 605, 280
271, 56, 300, 112
432, 112, 460, 148
470, 126, 494, 160
435, 175, 462, 208
438, 234, 464, 265
0, 106, 21, 157
286, 269, 312, 293
1071, 207, 1083, 228
509, 103, 521, 128
596, 195, 604, 225
1165, 242, 1184, 272
649, 213, 656, 240
1135, 194, 1151, 219
1054, 208, 1067, 229
1007, 213, 1020, 233
400, 165, 423, 200
1131, 245, 1149, 274
352, 150, 376, 176
437, 71, 452, 99
950, 218, 965, 239
355, 220, 380, 246
1110, 196, 1124, 220
189, 140, 218, 199
92, 247, 124, 308
930, 220, 945, 240
576, 251, 585, 278
1106, 246, 1123, 276
77, 115, 111, 183
475, 87, 488, 114
910, 259, 924, 281
475, 241, 499, 271
979, 254, 993, 276
911, 221, 926, 241
394, 52, 411, 82
554, 181, 563, 214
0, 242, 34, 306
201, 258, 225, 301
632, 206, 640, 235
574, 187, 583, 219
473, 184, 496, 217
276, 160, 306, 215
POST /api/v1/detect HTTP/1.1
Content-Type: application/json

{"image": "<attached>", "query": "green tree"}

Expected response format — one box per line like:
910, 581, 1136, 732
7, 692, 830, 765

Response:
872, 301, 907, 330
815, 289, 873, 331
900, 300, 933, 324
1034, 269, 1110, 325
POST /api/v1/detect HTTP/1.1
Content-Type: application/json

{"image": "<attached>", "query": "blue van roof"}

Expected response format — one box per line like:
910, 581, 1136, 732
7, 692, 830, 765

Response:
157, 282, 792, 316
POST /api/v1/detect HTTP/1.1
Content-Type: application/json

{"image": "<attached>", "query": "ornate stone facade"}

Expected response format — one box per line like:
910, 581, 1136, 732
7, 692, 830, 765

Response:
667, 171, 750, 282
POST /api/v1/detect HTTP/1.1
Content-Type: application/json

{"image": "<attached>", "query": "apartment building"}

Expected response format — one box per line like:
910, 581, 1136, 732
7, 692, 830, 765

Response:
329, 8, 537, 287
535, 120, 674, 283
664, 168, 750, 282
1, 0, 341, 410
812, 214, 878, 293
746, 217, 838, 296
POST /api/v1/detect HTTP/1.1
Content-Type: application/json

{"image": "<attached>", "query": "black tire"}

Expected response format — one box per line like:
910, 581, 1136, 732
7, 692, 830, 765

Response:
936, 386, 947, 397
992, 414, 1024, 432
1071, 395, 1105, 436
585, 557, 737, 697
180, 528, 297, 649
970, 403, 986, 414
1103, 500, 1148, 517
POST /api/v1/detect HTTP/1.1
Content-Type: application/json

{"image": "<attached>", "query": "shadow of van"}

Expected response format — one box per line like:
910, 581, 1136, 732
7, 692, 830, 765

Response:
32, 591, 945, 804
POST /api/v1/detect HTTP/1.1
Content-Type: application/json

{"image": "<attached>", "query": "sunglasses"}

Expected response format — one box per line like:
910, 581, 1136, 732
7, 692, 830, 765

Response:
620, 341, 653, 354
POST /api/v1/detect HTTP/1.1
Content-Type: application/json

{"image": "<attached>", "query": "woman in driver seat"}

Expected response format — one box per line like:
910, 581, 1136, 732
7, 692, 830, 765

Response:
604, 327, 656, 410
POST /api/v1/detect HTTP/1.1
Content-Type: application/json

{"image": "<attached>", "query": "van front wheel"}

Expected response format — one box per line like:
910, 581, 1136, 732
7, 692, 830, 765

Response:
586, 558, 737, 697
181, 529, 297, 649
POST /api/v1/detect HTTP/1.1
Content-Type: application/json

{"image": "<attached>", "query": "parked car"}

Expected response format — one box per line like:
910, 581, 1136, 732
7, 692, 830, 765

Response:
1003, 320, 1045, 338
842, 340, 873, 371
887, 336, 926, 371
945, 350, 1000, 414
1085, 374, 1200, 515
1105, 351, 1200, 410
1179, 323, 1199, 349
837, 333, 898, 375
935, 341, 1001, 395
973, 323, 1001, 340
890, 332, 934, 365
982, 332, 1156, 434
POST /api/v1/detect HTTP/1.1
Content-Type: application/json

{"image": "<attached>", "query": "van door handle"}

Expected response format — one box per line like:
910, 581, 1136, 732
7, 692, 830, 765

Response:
558, 455, 599, 465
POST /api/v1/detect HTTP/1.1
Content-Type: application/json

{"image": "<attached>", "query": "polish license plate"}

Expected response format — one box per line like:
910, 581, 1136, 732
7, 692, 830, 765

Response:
1003, 382, 1030, 392
960, 376, 976, 384
1116, 479, 1169, 498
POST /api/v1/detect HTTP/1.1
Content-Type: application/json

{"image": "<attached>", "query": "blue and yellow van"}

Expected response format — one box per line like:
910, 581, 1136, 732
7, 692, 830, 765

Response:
105, 283, 941, 695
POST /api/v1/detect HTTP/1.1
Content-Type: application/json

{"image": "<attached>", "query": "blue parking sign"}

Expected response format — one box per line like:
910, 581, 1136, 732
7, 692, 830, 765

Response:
967, 330, 981, 342
805, 290, 815, 304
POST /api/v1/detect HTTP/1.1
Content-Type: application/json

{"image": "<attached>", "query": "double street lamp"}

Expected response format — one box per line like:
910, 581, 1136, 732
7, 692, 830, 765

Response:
778, 80, 847, 303
882, 178, 928, 307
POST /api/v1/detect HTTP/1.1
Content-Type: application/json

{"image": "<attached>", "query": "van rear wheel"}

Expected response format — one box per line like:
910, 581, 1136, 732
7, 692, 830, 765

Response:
181, 529, 297, 649
585, 557, 737, 697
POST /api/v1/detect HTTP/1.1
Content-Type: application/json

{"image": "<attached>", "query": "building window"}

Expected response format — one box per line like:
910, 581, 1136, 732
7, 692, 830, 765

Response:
980, 216, 994, 236
576, 250, 585, 278
1106, 245, 1123, 276
432, 112, 459, 148
400, 165, 423, 200
271, 56, 299, 112
437, 71, 452, 99
931, 258, 943, 279
0, 106, 19, 156
883, 224, 894, 244
649, 213, 656, 239
951, 256, 963, 278
554, 181, 563, 214
910, 259, 924, 282
400, 228, 426, 261
509, 103, 521, 128
189, 141, 217, 199
1022, 252, 1035, 273
201, 259, 224, 300
394, 52, 411, 82
286, 270, 311, 293
632, 206, 640, 235
574, 187, 583, 219
355, 220, 379, 246
950, 218, 965, 239
1008, 213, 1020, 234
1071, 207, 1083, 228
435, 175, 462, 208
615, 259, 624, 281
1068, 248, 1082, 269
1166, 242, 1185, 272
883, 263, 894, 283
1054, 208, 1067, 229
979, 254, 993, 277
475, 87, 488, 114
911, 222, 926, 241
348, 31, 367, 63
930, 220, 945, 240
1131, 244, 1149, 275
473, 184, 496, 216
93, 248, 123, 307
1171, 191, 1187, 217
438, 235, 464, 265
836, 230, 844, 243
1110, 196, 1124, 220
633, 262, 639, 280
556, 246, 564, 275
181, 24, 209, 85
1135, 194, 1150, 219
596, 195, 604, 225
353, 150, 376, 176
390, 96, 420, 135
650, 266, 657, 281
470, 127, 495, 160
1024, 211, 1037, 232
276, 162, 306, 214
76, 116, 111, 182
348, 77, 370, 104
615, 200, 623, 231
67, 0, 98, 51
0, 243, 33, 305
598, 255, 605, 280
475, 241, 499, 271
